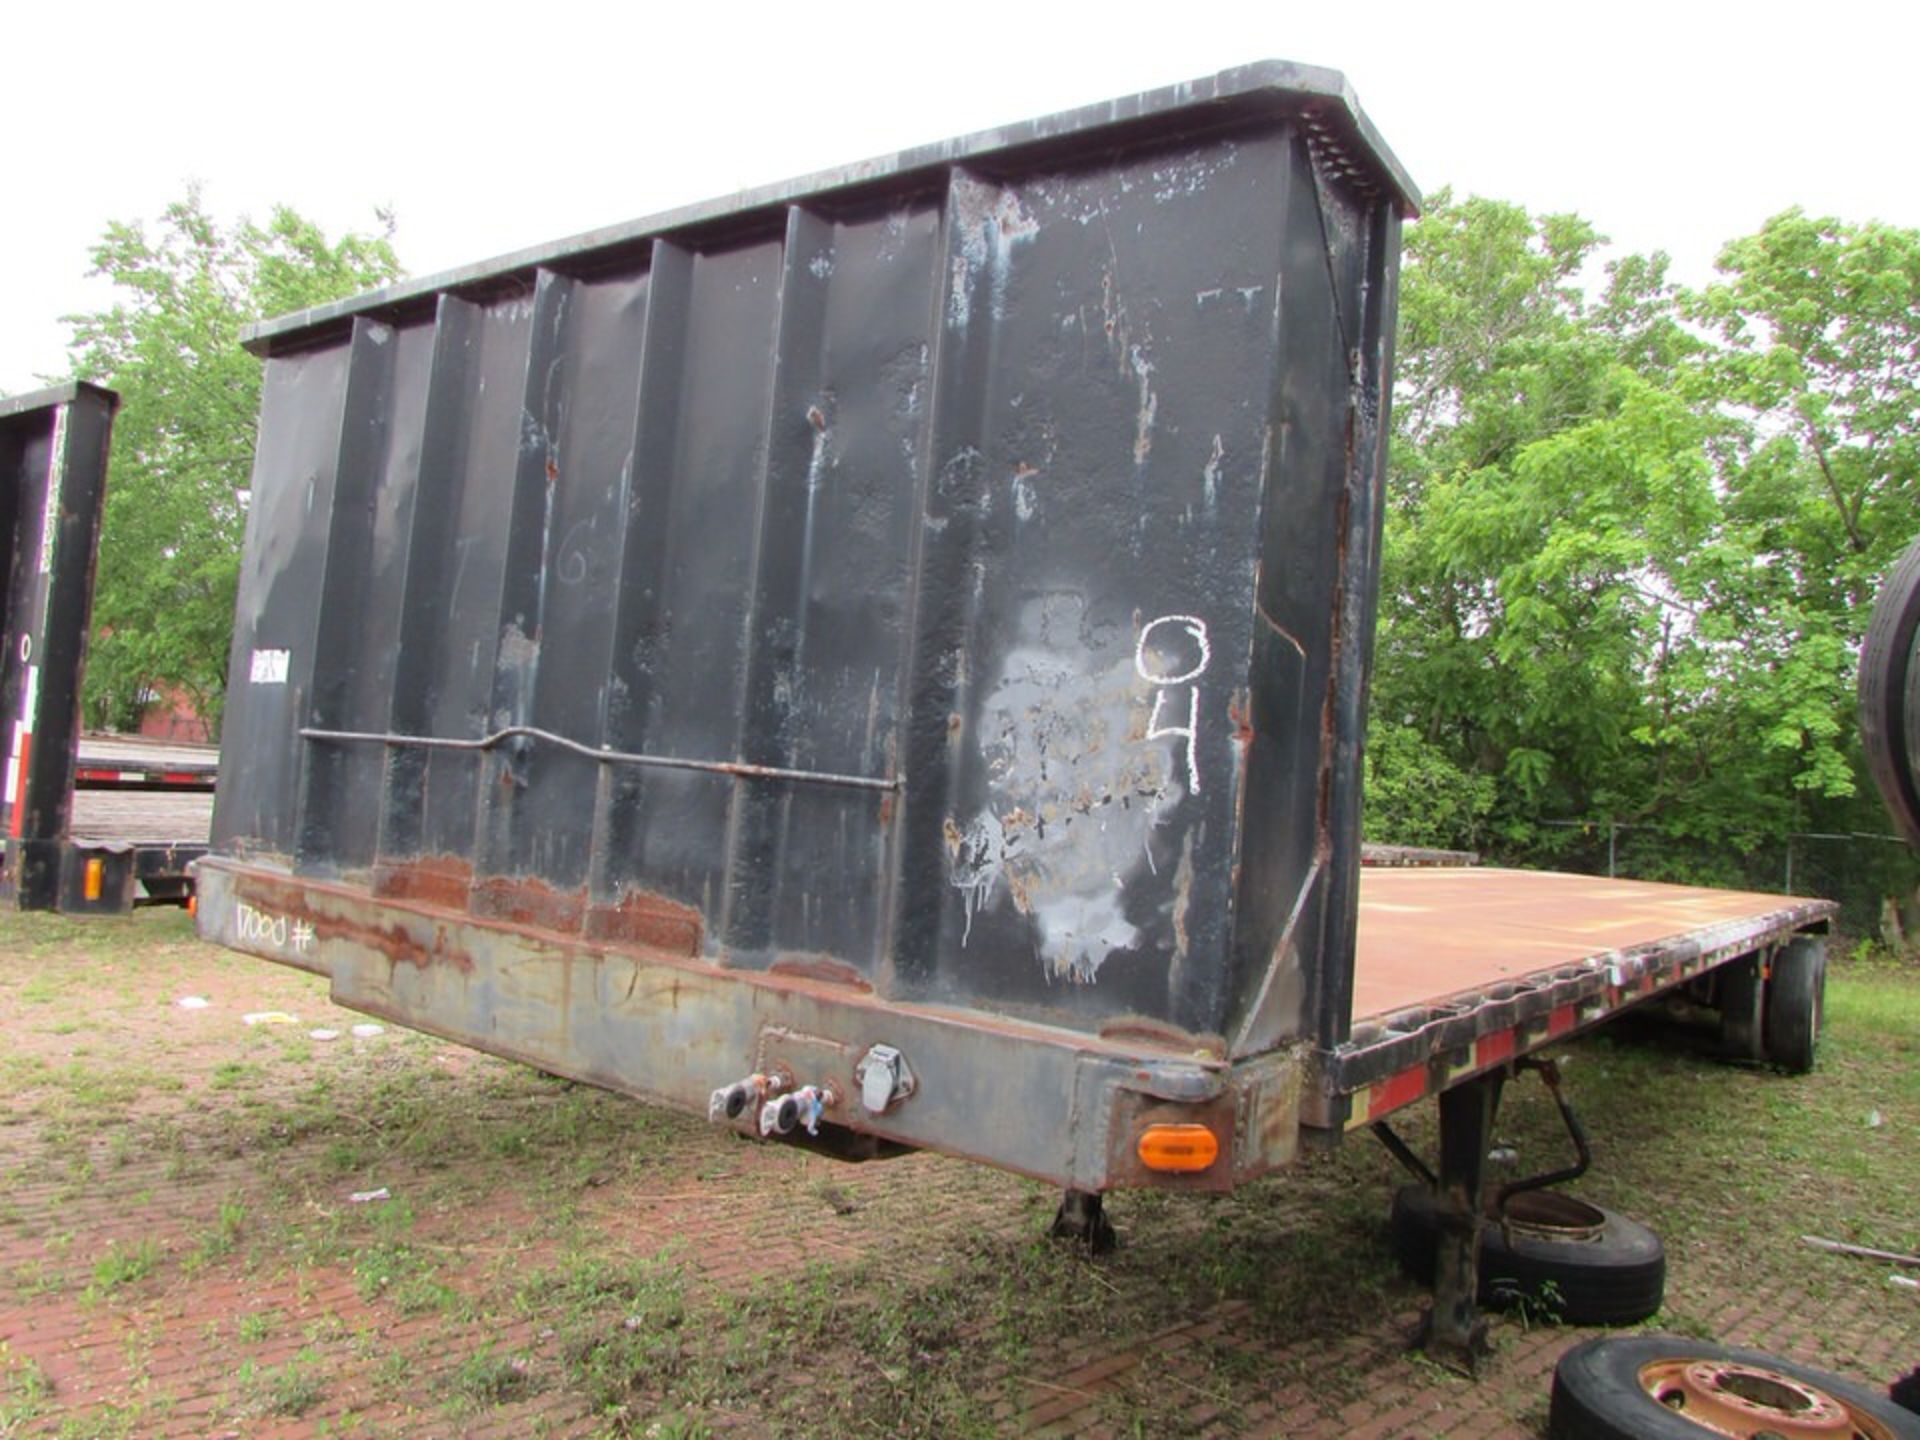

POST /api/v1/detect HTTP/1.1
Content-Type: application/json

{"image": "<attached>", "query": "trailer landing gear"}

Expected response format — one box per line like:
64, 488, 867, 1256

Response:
1049, 1188, 1117, 1255
1376, 1058, 1666, 1368
1425, 1070, 1501, 1368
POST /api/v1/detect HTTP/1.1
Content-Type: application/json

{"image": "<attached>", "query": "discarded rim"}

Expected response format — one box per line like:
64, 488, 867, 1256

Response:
1550, 1335, 1920, 1440
1638, 1356, 1900, 1439
1500, 1188, 1607, 1244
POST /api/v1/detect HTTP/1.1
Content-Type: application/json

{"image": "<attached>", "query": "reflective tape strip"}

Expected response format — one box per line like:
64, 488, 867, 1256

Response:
8, 731, 30, 836
1368, 1065, 1428, 1122
1475, 1028, 1516, 1070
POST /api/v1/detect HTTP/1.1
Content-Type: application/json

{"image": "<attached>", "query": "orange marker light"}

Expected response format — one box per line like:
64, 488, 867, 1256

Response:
1136, 1123, 1219, 1174
83, 857, 105, 902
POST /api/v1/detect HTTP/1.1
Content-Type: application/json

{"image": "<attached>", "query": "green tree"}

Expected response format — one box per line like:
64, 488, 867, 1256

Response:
63, 189, 402, 734
1686, 211, 1920, 813
1371, 193, 1920, 914
1373, 191, 1718, 858
1691, 209, 1920, 596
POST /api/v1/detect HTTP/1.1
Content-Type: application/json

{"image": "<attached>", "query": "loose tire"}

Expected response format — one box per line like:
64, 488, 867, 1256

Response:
1549, 1334, 1920, 1439
1765, 935, 1827, 1075
1391, 1184, 1664, 1326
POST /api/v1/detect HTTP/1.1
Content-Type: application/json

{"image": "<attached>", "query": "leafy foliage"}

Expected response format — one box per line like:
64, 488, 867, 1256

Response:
63, 190, 401, 733
1369, 193, 1920, 915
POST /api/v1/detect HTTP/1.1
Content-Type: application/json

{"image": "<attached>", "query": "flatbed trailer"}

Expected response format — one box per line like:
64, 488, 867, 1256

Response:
190, 62, 1837, 1358
72, 736, 219, 793
62, 737, 216, 908
1328, 868, 1833, 1131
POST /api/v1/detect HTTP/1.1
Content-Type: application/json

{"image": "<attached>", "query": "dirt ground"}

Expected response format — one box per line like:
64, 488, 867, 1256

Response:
1, 909, 1915, 1438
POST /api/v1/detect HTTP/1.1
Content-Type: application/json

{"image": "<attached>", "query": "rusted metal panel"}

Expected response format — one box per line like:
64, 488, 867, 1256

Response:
196, 854, 1318, 1191
207, 62, 1416, 1071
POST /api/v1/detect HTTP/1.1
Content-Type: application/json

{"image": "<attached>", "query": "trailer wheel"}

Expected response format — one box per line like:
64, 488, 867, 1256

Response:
1764, 936, 1827, 1075
1390, 1185, 1665, 1326
1549, 1334, 1920, 1440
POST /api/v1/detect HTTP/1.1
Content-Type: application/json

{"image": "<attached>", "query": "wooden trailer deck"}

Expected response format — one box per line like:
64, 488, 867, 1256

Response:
1322, 867, 1838, 1128
67, 791, 214, 846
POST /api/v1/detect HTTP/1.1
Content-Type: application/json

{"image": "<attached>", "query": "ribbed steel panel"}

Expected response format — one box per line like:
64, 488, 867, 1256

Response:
209, 62, 1413, 1094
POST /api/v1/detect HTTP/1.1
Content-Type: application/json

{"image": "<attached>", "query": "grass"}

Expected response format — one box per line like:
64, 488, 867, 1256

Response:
1, 911, 1917, 1436
236, 1351, 325, 1418
0, 1341, 54, 1434
451, 1344, 536, 1408
82, 1239, 162, 1302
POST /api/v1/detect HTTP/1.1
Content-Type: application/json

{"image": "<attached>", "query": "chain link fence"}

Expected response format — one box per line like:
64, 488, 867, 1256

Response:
1535, 821, 1920, 942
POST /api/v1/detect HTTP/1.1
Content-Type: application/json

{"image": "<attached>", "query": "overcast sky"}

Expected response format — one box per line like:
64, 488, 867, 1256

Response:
5, 1, 1916, 397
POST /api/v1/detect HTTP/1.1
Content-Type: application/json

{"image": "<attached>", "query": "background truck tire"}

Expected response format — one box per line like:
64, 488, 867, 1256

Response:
1390, 1183, 1665, 1326
1764, 935, 1827, 1075
1859, 531, 1920, 848
1549, 1334, 1920, 1440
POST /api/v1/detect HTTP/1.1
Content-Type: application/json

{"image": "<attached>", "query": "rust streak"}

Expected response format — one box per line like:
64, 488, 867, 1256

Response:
471, 874, 587, 935
260, 883, 474, 975
1099, 1016, 1219, 1056
584, 887, 703, 957
1226, 692, 1254, 745
767, 954, 874, 993
373, 855, 474, 910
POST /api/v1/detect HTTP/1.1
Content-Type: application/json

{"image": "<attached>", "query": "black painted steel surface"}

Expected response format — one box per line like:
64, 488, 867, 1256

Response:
0, 383, 118, 910
212, 62, 1414, 1058
1861, 531, 1920, 848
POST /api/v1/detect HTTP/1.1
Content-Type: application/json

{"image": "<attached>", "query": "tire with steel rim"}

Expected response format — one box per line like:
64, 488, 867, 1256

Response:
1764, 935, 1827, 1076
1860, 533, 1920, 850
1549, 1334, 1920, 1439
1390, 1184, 1665, 1326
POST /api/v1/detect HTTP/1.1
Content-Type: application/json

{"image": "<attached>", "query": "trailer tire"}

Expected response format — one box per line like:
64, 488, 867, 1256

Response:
1764, 935, 1826, 1075
1860, 531, 1920, 849
1548, 1334, 1920, 1440
1390, 1184, 1665, 1326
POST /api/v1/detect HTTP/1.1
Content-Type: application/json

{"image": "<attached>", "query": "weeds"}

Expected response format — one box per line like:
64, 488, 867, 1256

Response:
237, 1350, 324, 1418
451, 1344, 536, 1408
0, 1341, 53, 1433
83, 1239, 162, 1302
236, 1311, 274, 1344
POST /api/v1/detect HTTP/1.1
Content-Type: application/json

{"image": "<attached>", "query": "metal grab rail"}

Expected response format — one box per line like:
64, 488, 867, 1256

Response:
298, 725, 900, 793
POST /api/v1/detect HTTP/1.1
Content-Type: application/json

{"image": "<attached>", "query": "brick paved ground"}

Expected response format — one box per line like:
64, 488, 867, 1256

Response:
1, 913, 1913, 1437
